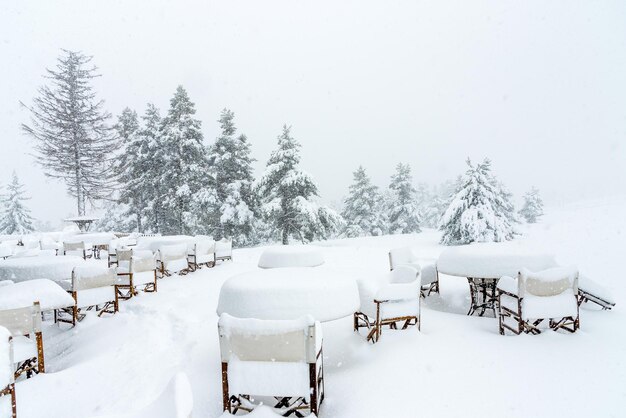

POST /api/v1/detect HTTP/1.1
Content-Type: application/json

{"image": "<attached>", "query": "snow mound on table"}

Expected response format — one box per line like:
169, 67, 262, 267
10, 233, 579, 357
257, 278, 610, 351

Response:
258, 245, 324, 268
0, 279, 75, 310
220, 405, 316, 418
219, 313, 315, 337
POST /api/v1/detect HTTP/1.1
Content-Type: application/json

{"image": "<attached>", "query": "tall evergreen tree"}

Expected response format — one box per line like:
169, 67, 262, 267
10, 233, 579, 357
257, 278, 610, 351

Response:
387, 163, 421, 234
257, 125, 342, 244
342, 166, 385, 237
158, 86, 214, 234
519, 187, 544, 223
21, 50, 117, 215
207, 109, 257, 244
439, 158, 517, 245
0, 172, 35, 235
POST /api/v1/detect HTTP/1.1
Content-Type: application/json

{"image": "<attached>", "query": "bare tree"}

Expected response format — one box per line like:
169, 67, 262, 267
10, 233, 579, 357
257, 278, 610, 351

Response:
21, 49, 118, 216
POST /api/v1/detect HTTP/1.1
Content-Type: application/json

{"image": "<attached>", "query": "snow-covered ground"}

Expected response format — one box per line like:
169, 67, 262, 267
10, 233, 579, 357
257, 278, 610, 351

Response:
12, 198, 626, 418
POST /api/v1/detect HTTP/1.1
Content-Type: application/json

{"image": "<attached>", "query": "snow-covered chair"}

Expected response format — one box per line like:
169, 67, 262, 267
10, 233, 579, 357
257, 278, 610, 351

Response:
354, 265, 421, 343
497, 266, 580, 335
0, 301, 44, 379
116, 249, 158, 300
157, 244, 190, 277
0, 326, 16, 418
215, 238, 233, 263
389, 247, 439, 297
39, 237, 62, 255
187, 240, 215, 271
218, 314, 324, 416
0, 245, 12, 260
63, 241, 92, 259
56, 266, 118, 326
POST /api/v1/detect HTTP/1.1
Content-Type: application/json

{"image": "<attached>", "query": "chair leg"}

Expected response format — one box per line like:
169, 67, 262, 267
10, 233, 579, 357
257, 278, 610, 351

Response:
222, 362, 230, 412
36, 332, 45, 373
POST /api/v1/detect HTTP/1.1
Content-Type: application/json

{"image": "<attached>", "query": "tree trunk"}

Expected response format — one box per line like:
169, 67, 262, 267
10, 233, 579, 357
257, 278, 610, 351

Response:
282, 228, 289, 245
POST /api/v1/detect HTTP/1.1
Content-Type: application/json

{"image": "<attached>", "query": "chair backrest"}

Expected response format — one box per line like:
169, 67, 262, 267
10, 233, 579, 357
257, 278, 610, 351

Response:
116, 248, 133, 262
159, 243, 188, 262
194, 240, 215, 256
519, 266, 579, 297
64, 241, 86, 251
132, 255, 157, 273
218, 314, 318, 364
0, 302, 42, 336
0, 326, 13, 387
72, 266, 117, 291
389, 265, 420, 284
389, 247, 416, 270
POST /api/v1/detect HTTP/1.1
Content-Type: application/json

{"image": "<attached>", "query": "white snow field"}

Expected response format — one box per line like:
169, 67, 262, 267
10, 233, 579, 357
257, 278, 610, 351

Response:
12, 198, 626, 418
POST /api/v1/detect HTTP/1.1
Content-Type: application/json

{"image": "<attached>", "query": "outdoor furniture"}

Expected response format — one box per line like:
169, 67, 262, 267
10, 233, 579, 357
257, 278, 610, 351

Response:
39, 237, 62, 255
0, 280, 75, 315
157, 244, 190, 277
56, 265, 118, 326
0, 246, 13, 260
63, 241, 92, 260
0, 302, 44, 379
497, 266, 580, 335
354, 265, 421, 343
217, 267, 360, 322
437, 245, 558, 317
0, 255, 85, 283
135, 235, 195, 253
65, 232, 116, 259
187, 240, 215, 271
389, 247, 439, 297
63, 216, 99, 232
215, 238, 233, 263
0, 326, 16, 418
218, 314, 324, 416
258, 245, 324, 269
116, 249, 158, 300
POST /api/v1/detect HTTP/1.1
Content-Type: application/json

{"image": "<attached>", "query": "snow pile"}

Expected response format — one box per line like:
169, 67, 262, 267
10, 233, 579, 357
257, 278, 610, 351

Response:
0, 255, 85, 282
220, 405, 313, 418
0, 279, 74, 311
257, 245, 324, 268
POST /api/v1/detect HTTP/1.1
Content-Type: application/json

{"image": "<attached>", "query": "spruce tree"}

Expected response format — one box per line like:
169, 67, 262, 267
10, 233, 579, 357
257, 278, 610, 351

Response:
387, 163, 421, 234
342, 166, 384, 237
0, 172, 35, 235
519, 187, 544, 223
21, 50, 117, 215
207, 109, 257, 244
439, 158, 517, 245
257, 125, 342, 244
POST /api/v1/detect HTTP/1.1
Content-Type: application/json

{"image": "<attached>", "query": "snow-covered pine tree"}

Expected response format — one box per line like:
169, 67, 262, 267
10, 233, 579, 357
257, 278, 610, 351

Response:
113, 108, 144, 232
342, 166, 384, 237
519, 187, 544, 223
257, 125, 342, 244
387, 163, 421, 234
21, 50, 118, 216
158, 86, 214, 235
439, 158, 517, 245
0, 172, 35, 234
94, 200, 135, 233
207, 109, 257, 245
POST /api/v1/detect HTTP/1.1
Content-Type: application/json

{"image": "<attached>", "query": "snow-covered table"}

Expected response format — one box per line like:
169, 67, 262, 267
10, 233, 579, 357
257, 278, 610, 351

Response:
0, 279, 75, 312
0, 255, 86, 283
136, 236, 197, 253
65, 232, 118, 258
257, 245, 325, 269
217, 267, 360, 322
437, 244, 557, 317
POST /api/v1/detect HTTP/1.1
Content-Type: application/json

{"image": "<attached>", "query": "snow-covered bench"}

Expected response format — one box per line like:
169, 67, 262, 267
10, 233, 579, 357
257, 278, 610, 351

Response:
218, 314, 324, 416
157, 244, 190, 277
0, 326, 16, 418
187, 240, 215, 271
116, 249, 158, 300
0, 301, 45, 379
389, 247, 439, 297
56, 265, 118, 326
497, 266, 580, 335
354, 265, 421, 343
63, 241, 92, 260
215, 238, 233, 263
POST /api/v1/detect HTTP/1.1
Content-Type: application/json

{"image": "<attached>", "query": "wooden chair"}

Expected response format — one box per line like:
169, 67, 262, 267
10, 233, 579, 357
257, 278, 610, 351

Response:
63, 241, 92, 260
116, 249, 158, 300
187, 240, 215, 272
0, 327, 17, 418
389, 247, 439, 297
354, 265, 421, 343
218, 314, 324, 416
0, 302, 44, 379
157, 244, 190, 277
215, 238, 233, 263
56, 266, 118, 326
497, 266, 580, 335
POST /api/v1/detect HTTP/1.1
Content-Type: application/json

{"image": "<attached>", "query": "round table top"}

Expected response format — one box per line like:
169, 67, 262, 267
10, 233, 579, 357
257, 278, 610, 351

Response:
0, 255, 86, 283
135, 235, 197, 252
65, 232, 117, 246
437, 244, 557, 279
258, 245, 325, 269
217, 267, 359, 322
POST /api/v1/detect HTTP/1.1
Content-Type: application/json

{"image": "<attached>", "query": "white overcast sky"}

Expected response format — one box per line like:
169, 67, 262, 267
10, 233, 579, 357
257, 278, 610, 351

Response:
1, 0, 625, 225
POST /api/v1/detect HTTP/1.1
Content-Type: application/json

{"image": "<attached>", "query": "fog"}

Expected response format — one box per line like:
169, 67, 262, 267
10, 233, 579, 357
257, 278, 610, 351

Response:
1, 0, 625, 226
